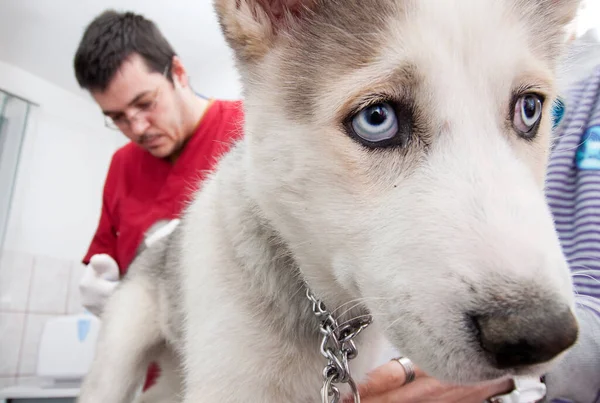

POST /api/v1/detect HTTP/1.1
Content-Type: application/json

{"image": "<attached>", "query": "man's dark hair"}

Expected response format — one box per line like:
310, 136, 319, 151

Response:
74, 10, 176, 92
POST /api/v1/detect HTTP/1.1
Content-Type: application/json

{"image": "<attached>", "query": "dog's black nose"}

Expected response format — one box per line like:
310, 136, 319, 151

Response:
472, 305, 578, 369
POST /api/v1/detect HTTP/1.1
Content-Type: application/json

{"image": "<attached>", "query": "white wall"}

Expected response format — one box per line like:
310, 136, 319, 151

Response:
0, 1, 243, 101
0, 62, 130, 388
578, 0, 600, 36
0, 60, 125, 262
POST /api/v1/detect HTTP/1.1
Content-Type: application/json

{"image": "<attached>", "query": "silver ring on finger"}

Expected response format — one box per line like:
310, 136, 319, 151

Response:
391, 356, 416, 386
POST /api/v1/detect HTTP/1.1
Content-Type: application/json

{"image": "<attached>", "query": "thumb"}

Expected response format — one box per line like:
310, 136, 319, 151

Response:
89, 254, 120, 280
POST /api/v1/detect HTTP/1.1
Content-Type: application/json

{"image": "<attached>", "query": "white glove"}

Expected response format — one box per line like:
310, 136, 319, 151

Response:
79, 254, 120, 317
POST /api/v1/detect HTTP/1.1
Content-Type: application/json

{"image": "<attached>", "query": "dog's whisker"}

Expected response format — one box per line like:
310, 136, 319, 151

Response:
332, 314, 379, 334
383, 316, 406, 333
551, 135, 588, 153
569, 264, 600, 276
570, 268, 600, 276
571, 268, 600, 276
575, 294, 600, 303
570, 273, 600, 285
569, 265, 600, 276
331, 297, 388, 315
575, 295, 600, 311
334, 299, 387, 319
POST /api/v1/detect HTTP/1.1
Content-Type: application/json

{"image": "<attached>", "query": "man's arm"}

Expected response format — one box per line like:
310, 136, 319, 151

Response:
80, 154, 121, 316
82, 153, 120, 266
82, 192, 118, 266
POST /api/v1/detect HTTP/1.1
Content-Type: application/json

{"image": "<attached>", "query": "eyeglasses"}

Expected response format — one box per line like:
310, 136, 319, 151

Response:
104, 64, 170, 131
104, 88, 161, 131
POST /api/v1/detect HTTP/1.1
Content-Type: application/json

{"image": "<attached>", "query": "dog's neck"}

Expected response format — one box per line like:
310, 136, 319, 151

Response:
212, 143, 372, 351
176, 142, 383, 400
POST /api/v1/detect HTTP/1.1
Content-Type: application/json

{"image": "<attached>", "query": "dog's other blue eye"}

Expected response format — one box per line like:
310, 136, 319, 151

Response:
513, 93, 544, 139
351, 103, 399, 143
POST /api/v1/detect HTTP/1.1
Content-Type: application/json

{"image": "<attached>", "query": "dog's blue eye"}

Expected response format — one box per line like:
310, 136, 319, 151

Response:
513, 94, 544, 139
351, 103, 399, 143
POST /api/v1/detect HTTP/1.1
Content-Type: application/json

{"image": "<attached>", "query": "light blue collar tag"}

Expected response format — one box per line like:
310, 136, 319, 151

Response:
576, 126, 600, 170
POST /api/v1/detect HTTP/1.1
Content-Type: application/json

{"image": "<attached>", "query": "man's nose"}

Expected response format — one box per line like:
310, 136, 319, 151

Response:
129, 116, 150, 137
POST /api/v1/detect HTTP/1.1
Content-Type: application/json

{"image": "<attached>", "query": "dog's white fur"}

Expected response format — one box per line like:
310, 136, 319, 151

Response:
79, 1, 582, 402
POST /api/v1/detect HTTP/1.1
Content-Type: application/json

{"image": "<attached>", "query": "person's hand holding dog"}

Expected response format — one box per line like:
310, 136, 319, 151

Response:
345, 361, 513, 403
79, 253, 120, 317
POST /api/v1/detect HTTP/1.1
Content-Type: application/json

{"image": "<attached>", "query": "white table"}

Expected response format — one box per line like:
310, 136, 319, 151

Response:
0, 386, 78, 403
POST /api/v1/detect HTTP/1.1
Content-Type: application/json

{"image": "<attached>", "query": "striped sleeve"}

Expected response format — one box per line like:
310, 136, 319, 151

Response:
546, 65, 600, 403
546, 65, 600, 300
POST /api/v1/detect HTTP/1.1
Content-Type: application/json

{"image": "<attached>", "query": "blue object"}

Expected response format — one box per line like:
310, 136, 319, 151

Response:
552, 98, 565, 129
77, 318, 92, 342
576, 126, 600, 170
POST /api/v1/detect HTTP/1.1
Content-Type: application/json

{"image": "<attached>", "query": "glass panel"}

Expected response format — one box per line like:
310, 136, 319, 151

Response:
0, 91, 31, 250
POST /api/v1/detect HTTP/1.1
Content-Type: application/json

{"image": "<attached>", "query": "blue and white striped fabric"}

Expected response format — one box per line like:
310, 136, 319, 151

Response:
546, 65, 600, 305
545, 65, 600, 403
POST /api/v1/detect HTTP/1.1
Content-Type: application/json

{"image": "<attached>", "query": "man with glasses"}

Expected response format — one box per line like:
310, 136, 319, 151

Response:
73, 9, 243, 399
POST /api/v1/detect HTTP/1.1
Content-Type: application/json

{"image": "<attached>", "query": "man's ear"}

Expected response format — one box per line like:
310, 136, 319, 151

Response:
170, 56, 190, 89
214, 0, 315, 63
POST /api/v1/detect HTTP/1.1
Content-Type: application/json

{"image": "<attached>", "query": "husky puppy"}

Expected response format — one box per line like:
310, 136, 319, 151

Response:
78, 1, 582, 402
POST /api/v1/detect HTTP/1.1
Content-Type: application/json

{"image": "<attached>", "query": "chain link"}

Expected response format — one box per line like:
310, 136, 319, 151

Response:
306, 288, 372, 403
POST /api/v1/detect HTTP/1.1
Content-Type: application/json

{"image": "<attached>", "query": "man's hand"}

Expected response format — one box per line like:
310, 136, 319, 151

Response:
79, 253, 120, 317
80, 219, 181, 317
345, 361, 513, 403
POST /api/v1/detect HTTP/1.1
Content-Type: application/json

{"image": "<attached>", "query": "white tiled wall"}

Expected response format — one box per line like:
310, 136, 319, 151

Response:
28, 256, 71, 314
0, 312, 25, 375
67, 264, 85, 316
0, 251, 33, 311
0, 249, 83, 384
0, 377, 15, 389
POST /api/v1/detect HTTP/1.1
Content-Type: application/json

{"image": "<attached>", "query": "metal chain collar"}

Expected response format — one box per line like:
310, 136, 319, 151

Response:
306, 289, 373, 403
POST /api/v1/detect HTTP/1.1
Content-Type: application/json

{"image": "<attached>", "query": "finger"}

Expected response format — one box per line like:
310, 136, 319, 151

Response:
359, 377, 514, 403
357, 361, 427, 399
462, 378, 515, 402
360, 376, 449, 403
433, 378, 515, 403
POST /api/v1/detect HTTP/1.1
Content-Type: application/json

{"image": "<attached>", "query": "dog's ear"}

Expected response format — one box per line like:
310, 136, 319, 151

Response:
214, 0, 315, 63
518, 0, 581, 60
535, 0, 581, 26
